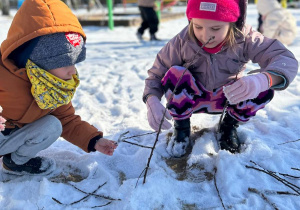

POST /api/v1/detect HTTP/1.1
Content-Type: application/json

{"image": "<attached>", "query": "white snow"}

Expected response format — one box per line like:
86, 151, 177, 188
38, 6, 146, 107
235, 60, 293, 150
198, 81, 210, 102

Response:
0, 4, 300, 210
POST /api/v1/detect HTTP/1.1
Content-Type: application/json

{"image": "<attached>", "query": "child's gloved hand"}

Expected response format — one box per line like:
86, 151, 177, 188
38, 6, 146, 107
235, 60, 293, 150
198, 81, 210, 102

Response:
146, 95, 172, 131
223, 73, 269, 104
95, 138, 118, 156
0, 106, 6, 131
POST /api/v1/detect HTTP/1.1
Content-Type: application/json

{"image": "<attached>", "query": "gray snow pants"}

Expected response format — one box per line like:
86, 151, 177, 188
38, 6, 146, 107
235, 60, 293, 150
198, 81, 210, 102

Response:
0, 115, 62, 165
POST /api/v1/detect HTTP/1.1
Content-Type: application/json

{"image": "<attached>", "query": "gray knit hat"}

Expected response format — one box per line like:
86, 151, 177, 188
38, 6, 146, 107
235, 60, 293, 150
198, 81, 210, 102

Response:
29, 32, 86, 70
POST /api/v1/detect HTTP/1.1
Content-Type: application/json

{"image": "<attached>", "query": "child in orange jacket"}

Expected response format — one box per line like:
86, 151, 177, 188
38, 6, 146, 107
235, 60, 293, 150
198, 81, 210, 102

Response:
0, 0, 117, 175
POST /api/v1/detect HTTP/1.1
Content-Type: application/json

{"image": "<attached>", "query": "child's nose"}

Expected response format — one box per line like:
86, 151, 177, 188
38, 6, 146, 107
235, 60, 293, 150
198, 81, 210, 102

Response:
203, 30, 212, 43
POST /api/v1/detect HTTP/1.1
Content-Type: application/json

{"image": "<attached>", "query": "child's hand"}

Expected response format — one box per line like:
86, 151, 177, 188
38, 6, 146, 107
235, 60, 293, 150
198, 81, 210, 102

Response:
0, 106, 6, 131
146, 95, 172, 131
94, 138, 118, 156
223, 73, 269, 104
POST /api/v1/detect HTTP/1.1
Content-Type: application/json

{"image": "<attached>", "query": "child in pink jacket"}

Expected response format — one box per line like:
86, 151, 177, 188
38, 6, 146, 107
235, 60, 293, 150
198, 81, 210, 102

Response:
143, 0, 298, 157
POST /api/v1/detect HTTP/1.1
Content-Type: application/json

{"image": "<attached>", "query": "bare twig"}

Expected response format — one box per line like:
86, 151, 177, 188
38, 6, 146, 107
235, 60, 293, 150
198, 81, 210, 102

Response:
250, 160, 300, 184
121, 140, 152, 149
291, 167, 300, 171
143, 125, 164, 184
213, 168, 226, 210
278, 173, 300, 179
70, 182, 107, 205
68, 183, 121, 201
218, 100, 229, 132
246, 161, 300, 195
278, 139, 300, 145
217, 73, 239, 133
141, 36, 216, 185
117, 131, 129, 142
52, 197, 63, 204
118, 131, 156, 149
52, 182, 107, 205
248, 188, 299, 196
121, 132, 156, 140
246, 165, 300, 194
136, 168, 146, 188
91, 201, 112, 208
248, 188, 279, 210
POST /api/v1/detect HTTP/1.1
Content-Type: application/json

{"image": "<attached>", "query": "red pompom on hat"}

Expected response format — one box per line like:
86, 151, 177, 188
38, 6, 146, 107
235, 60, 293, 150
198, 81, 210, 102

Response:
186, 0, 240, 22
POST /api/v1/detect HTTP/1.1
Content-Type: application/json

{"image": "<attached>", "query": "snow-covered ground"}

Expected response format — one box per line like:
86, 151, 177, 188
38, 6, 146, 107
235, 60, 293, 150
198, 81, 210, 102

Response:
0, 4, 300, 210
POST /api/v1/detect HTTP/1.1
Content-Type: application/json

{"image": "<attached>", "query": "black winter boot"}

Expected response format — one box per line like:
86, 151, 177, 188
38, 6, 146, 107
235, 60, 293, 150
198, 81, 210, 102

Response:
2, 153, 55, 175
136, 31, 143, 40
168, 118, 191, 157
219, 114, 241, 153
174, 118, 191, 143
150, 34, 160, 41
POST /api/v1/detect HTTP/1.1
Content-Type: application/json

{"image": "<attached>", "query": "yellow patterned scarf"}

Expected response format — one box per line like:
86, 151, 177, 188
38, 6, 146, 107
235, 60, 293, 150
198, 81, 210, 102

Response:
26, 60, 80, 109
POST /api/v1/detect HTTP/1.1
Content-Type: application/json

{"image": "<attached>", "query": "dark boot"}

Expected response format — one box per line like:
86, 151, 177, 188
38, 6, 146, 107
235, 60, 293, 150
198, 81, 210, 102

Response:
2, 153, 54, 175
219, 114, 241, 153
174, 118, 191, 143
150, 33, 160, 41
136, 31, 143, 40
169, 118, 191, 157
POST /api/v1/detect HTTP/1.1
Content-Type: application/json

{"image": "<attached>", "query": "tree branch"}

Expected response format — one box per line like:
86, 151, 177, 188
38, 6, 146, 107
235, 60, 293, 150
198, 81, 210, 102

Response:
213, 168, 226, 210
121, 140, 153, 149
141, 36, 216, 185
278, 139, 300, 145
52, 182, 109, 205
68, 183, 121, 201
246, 161, 300, 195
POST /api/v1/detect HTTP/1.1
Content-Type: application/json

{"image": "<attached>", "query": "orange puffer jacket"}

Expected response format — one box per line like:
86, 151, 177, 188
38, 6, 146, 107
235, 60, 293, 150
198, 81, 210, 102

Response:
0, 0, 102, 152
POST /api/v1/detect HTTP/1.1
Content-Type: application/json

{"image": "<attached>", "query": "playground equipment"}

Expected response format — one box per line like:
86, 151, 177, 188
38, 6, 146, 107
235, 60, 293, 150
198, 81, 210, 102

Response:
107, 0, 114, 30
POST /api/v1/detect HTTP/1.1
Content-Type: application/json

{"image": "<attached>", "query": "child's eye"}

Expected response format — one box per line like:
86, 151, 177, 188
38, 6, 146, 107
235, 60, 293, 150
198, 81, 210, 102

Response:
211, 28, 220, 31
195, 26, 202, 30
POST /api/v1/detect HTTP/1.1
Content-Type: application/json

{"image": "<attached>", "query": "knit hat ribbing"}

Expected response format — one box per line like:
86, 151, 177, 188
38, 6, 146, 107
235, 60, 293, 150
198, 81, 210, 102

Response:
10, 32, 86, 70
186, 0, 240, 23
29, 32, 86, 70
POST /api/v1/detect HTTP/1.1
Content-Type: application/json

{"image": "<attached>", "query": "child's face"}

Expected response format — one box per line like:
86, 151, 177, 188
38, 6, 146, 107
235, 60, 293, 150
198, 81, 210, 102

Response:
192, 18, 230, 48
48, 65, 76, 81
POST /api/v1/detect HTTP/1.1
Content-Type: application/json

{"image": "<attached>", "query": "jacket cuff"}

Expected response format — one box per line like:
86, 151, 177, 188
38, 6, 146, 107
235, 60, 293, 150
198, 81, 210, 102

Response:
88, 135, 102, 152
267, 70, 287, 89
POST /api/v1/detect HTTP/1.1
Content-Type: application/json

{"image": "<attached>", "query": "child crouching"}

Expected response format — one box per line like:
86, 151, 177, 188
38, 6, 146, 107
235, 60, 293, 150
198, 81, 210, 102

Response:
143, 0, 298, 157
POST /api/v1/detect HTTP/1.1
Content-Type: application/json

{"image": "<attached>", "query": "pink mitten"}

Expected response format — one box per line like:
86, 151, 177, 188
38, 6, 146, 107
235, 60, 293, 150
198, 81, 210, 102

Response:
146, 96, 172, 131
223, 73, 269, 104
0, 106, 6, 131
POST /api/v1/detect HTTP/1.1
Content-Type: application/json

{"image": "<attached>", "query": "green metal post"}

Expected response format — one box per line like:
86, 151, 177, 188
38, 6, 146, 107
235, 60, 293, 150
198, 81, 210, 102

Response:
155, 1, 161, 22
106, 0, 114, 30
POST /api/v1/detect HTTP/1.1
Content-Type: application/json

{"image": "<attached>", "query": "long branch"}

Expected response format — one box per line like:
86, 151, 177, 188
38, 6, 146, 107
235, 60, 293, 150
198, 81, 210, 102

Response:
68, 183, 121, 201
250, 160, 300, 190
278, 139, 300, 145
121, 140, 153, 149
213, 168, 226, 210
52, 182, 107, 205
121, 132, 156, 140
245, 165, 300, 195
248, 187, 299, 196
141, 36, 216, 185
91, 201, 112, 208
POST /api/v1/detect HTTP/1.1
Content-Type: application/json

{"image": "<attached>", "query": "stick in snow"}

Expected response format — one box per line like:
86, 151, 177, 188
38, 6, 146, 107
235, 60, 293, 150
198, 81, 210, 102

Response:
141, 36, 216, 185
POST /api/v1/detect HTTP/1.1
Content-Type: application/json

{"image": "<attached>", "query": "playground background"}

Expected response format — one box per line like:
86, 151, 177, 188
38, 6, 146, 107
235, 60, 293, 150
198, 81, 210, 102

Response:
0, 3, 300, 210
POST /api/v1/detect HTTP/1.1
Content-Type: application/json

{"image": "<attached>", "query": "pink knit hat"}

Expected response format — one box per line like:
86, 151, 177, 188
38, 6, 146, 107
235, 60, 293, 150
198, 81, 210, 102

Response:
186, 0, 240, 23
